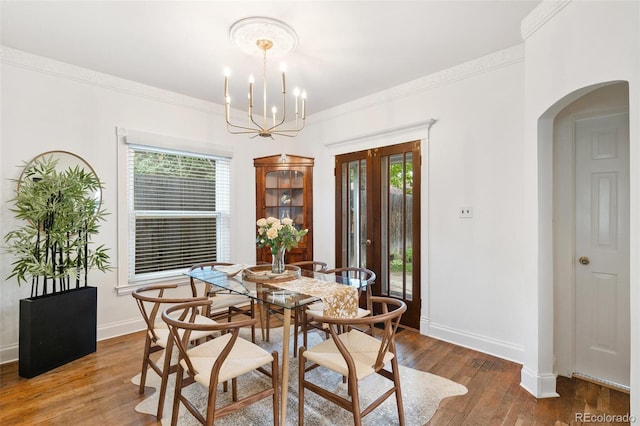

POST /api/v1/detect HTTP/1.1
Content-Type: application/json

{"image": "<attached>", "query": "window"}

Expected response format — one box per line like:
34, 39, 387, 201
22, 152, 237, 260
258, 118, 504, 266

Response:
124, 143, 231, 285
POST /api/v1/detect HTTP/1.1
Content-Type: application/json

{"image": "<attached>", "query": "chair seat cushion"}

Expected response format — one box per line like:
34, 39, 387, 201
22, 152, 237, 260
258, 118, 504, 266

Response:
182, 334, 273, 385
153, 314, 217, 348
209, 293, 252, 311
303, 329, 394, 380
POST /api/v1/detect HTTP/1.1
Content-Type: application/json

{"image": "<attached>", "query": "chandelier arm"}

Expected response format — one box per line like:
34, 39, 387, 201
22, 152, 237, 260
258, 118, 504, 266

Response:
270, 124, 304, 135
271, 126, 304, 134
265, 121, 305, 134
226, 108, 269, 133
272, 114, 306, 133
270, 132, 297, 138
267, 92, 287, 132
248, 111, 268, 133
226, 120, 267, 134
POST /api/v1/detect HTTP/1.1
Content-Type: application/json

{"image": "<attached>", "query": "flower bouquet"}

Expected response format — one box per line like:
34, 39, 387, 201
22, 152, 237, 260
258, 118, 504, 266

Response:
256, 217, 308, 273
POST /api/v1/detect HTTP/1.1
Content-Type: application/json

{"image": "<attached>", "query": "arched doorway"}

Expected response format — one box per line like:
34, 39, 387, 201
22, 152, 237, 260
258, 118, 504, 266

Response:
549, 82, 630, 391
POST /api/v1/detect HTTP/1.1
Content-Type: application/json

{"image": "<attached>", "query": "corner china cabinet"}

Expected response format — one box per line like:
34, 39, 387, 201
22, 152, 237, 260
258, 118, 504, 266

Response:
254, 154, 314, 264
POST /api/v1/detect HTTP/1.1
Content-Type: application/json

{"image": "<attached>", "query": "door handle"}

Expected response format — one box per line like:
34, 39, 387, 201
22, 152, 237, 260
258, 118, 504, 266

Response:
361, 239, 372, 246
578, 256, 590, 265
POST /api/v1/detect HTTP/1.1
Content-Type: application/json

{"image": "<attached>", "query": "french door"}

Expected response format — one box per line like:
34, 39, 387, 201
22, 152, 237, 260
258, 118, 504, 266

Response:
335, 141, 421, 328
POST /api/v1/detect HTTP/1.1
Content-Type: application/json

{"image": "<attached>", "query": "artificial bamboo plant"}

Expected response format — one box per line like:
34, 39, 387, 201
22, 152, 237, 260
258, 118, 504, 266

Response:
4, 155, 110, 297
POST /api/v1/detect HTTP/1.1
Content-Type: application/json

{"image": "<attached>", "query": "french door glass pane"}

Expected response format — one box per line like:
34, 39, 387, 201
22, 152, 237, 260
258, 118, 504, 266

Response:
342, 160, 367, 268
405, 153, 413, 301
381, 156, 389, 295
388, 153, 413, 300
348, 160, 360, 268
359, 159, 367, 268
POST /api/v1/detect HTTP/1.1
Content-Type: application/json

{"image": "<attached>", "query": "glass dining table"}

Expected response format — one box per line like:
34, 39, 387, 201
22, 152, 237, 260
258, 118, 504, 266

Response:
185, 264, 368, 425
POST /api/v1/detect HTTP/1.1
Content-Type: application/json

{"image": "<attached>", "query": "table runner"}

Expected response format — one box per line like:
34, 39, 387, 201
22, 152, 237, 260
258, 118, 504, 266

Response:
268, 276, 359, 318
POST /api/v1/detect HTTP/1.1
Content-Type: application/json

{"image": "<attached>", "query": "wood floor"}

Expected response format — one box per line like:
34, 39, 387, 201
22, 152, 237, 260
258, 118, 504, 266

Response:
0, 328, 630, 425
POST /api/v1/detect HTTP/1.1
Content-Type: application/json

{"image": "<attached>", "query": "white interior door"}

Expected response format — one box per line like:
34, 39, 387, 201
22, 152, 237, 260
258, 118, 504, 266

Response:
574, 111, 630, 388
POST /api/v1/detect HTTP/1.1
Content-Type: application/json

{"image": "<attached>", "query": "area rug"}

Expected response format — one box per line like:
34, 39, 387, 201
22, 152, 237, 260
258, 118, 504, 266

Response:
132, 327, 467, 425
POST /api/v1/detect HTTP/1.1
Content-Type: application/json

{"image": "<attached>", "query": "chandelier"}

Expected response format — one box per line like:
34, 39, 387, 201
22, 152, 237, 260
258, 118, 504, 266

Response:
224, 17, 307, 139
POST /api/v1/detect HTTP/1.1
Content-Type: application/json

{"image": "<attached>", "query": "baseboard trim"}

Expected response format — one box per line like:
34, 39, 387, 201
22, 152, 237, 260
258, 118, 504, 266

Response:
422, 319, 524, 364
96, 317, 146, 342
1, 317, 146, 365
0, 344, 19, 365
520, 366, 560, 398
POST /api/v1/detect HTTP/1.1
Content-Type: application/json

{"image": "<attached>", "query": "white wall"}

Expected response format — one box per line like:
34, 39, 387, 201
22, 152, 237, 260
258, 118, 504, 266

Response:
520, 0, 639, 415
300, 45, 528, 363
0, 48, 294, 362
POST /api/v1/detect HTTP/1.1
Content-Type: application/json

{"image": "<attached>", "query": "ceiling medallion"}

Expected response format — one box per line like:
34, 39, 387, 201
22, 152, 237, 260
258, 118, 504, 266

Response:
224, 17, 306, 138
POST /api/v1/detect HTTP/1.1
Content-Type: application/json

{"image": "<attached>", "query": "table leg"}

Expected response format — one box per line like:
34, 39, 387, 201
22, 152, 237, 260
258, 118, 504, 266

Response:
259, 301, 266, 341
257, 285, 266, 341
280, 307, 291, 426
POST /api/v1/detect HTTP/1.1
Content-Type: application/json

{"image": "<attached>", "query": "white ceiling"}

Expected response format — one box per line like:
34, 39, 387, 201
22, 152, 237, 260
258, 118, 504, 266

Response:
0, 1, 541, 115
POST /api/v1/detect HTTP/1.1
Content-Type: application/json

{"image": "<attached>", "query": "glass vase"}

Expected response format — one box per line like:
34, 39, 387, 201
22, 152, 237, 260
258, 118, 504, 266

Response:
271, 246, 286, 274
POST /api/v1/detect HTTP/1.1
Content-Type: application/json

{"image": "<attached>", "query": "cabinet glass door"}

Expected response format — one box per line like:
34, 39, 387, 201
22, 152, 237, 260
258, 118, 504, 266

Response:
265, 170, 304, 225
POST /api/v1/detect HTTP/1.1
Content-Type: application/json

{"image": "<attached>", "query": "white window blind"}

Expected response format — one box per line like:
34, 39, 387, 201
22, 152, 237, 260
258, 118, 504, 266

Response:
126, 144, 231, 283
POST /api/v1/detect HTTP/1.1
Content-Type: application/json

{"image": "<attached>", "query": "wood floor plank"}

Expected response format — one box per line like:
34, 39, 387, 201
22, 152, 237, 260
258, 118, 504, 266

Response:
0, 329, 630, 425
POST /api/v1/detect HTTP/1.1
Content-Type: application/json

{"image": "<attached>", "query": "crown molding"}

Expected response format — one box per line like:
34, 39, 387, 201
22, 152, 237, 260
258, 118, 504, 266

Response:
0, 46, 220, 115
310, 44, 525, 124
521, 0, 573, 41
325, 119, 436, 150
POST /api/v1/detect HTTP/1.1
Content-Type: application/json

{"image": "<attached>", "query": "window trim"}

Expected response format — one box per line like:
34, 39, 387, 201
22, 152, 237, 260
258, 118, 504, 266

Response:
115, 127, 233, 295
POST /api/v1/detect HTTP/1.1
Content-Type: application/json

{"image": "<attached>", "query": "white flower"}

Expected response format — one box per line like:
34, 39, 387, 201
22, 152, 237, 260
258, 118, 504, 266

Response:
266, 216, 279, 225
282, 217, 293, 226
266, 227, 279, 239
256, 218, 267, 227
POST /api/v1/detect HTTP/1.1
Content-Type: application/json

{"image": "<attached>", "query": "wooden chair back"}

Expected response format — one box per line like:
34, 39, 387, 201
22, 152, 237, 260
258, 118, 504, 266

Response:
298, 296, 407, 425
161, 300, 279, 426
290, 260, 328, 272
131, 284, 207, 419
132, 284, 206, 344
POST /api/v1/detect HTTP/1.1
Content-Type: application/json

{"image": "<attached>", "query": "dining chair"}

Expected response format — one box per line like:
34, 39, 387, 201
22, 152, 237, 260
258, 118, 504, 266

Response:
189, 262, 256, 343
162, 299, 279, 426
298, 296, 407, 425
132, 284, 214, 420
301, 266, 376, 349
290, 260, 328, 272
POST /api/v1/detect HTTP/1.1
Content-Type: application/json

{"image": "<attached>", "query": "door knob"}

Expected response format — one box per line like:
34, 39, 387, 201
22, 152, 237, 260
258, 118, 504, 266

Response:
578, 256, 590, 265
365, 239, 372, 246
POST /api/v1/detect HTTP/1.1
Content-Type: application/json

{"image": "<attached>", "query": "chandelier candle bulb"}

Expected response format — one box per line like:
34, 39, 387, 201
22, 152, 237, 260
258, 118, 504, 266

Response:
302, 91, 307, 119
224, 69, 229, 98
281, 63, 286, 93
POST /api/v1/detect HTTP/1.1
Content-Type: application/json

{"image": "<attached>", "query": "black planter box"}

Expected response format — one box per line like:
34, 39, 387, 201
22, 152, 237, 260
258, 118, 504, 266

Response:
19, 286, 97, 378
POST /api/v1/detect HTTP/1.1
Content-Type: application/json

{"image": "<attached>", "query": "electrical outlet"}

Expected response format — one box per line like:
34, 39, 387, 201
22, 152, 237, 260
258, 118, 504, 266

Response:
459, 206, 473, 218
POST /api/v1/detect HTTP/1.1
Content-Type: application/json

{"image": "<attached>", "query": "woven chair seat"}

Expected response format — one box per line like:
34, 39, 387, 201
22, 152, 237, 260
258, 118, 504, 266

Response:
303, 329, 394, 380
183, 333, 273, 385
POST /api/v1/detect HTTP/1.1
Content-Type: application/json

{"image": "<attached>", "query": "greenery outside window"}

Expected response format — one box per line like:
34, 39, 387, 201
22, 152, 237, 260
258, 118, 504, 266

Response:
125, 144, 231, 285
